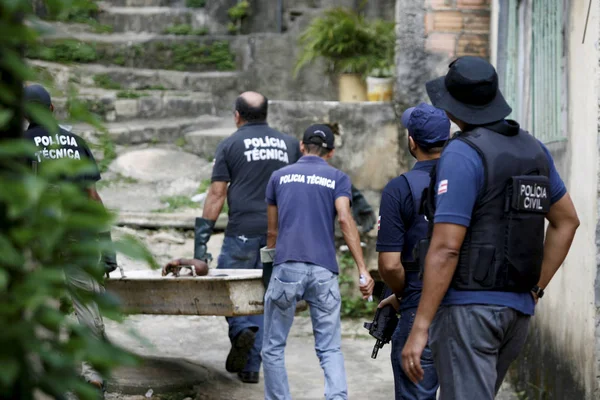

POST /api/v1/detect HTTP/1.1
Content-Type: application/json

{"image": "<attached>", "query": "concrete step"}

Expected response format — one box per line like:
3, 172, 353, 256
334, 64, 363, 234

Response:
29, 60, 240, 113
97, 6, 218, 34
100, 0, 185, 7
54, 88, 216, 122
183, 126, 234, 160
71, 115, 232, 146
33, 32, 241, 72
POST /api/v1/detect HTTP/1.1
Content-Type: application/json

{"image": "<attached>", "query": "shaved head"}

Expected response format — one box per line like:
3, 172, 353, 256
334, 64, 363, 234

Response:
235, 91, 268, 123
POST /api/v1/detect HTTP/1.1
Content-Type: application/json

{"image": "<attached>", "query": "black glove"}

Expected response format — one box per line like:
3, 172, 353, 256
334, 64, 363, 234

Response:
194, 217, 215, 262
99, 231, 118, 274
351, 185, 377, 233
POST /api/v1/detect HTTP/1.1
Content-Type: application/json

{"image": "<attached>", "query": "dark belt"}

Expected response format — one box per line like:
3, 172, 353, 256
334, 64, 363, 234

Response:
402, 261, 420, 273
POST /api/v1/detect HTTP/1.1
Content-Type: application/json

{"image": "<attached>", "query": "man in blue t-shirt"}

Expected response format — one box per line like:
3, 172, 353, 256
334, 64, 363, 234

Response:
401, 57, 580, 400
377, 103, 450, 400
262, 124, 374, 400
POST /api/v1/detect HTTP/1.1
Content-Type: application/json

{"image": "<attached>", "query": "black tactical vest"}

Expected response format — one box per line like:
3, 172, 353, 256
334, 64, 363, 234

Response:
423, 122, 550, 292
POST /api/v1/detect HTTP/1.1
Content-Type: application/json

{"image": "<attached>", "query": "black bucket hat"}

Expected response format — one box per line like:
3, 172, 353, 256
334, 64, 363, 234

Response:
425, 56, 512, 125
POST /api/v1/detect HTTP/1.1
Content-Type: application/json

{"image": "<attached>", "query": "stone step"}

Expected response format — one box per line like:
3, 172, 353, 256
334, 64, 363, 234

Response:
54, 88, 216, 122
116, 211, 229, 230
100, 0, 185, 7
97, 6, 219, 34
32, 32, 241, 72
183, 126, 234, 160
29, 60, 240, 113
71, 116, 232, 146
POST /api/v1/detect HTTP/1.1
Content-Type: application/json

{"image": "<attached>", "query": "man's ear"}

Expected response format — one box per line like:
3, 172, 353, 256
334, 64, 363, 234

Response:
299, 142, 306, 154
326, 149, 335, 160
49, 104, 54, 113
408, 136, 416, 152
234, 110, 241, 125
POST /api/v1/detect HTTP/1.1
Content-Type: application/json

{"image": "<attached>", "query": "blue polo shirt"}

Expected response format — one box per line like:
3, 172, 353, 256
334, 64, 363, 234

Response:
377, 160, 438, 311
266, 155, 352, 274
435, 138, 567, 315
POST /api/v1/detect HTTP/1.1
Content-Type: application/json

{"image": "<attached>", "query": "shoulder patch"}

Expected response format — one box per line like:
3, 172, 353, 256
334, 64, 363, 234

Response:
438, 179, 448, 195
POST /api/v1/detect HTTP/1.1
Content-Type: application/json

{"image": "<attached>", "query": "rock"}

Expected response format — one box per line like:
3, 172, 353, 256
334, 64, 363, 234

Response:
109, 148, 211, 183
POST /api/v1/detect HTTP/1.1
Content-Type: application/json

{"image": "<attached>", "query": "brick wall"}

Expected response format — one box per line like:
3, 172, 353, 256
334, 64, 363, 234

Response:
423, 0, 491, 59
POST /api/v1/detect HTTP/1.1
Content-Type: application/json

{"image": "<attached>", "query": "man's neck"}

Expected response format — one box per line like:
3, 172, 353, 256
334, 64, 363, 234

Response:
415, 153, 440, 162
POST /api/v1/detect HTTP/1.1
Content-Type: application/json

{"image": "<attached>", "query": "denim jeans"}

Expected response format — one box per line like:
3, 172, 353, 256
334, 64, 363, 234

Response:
391, 307, 438, 400
217, 234, 266, 373
262, 262, 347, 400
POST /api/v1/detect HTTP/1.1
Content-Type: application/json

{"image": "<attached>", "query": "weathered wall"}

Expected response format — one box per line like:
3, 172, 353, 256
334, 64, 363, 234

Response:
507, 1, 600, 399
395, 0, 491, 107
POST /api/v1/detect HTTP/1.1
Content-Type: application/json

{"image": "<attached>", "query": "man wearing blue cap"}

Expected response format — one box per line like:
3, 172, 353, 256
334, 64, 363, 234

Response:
262, 124, 374, 400
377, 103, 450, 400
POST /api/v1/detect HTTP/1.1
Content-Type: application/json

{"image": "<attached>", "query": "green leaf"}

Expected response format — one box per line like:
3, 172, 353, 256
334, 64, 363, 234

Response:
0, 358, 20, 387
24, 102, 58, 134
0, 109, 13, 130
114, 235, 159, 270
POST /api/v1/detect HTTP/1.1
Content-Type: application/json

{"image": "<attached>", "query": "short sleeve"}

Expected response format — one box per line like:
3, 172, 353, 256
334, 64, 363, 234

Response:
76, 136, 101, 183
335, 173, 352, 201
434, 141, 483, 227
266, 173, 277, 205
211, 140, 231, 182
376, 178, 411, 253
538, 141, 567, 204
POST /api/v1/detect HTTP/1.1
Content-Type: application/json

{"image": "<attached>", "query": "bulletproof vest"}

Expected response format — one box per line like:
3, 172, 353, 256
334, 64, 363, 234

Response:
423, 124, 550, 292
401, 169, 432, 272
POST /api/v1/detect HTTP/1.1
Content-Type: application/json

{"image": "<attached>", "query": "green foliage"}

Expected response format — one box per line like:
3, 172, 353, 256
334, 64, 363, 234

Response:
0, 5, 159, 395
185, 0, 206, 8
92, 23, 114, 34
47, 0, 100, 24
156, 195, 198, 212
27, 39, 98, 63
146, 84, 167, 90
116, 90, 146, 99
368, 20, 395, 77
93, 74, 122, 90
95, 131, 117, 173
175, 137, 187, 147
197, 178, 211, 194
227, 1, 250, 34
97, 173, 138, 189
154, 41, 236, 71
163, 24, 208, 36
294, 7, 395, 77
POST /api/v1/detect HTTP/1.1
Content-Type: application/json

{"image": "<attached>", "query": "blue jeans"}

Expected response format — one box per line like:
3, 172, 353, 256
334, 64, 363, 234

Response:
262, 262, 347, 400
391, 307, 439, 400
217, 234, 266, 373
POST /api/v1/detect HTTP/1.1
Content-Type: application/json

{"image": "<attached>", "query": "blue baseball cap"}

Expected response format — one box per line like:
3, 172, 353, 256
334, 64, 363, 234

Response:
24, 84, 52, 108
401, 103, 450, 148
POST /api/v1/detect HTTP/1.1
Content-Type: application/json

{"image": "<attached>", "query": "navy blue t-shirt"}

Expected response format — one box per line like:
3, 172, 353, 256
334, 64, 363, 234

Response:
212, 122, 301, 236
376, 160, 437, 311
266, 155, 352, 274
435, 137, 567, 316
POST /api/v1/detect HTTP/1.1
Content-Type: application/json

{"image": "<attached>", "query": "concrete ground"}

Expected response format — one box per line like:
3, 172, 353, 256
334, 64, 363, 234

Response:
103, 314, 519, 400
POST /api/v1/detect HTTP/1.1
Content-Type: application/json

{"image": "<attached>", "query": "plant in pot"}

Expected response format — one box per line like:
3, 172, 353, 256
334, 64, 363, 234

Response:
294, 7, 374, 102
366, 20, 396, 102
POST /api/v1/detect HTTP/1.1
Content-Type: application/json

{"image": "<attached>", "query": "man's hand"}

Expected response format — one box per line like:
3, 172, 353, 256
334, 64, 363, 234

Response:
401, 326, 429, 384
378, 294, 400, 312
162, 258, 209, 277
531, 291, 540, 304
358, 270, 375, 299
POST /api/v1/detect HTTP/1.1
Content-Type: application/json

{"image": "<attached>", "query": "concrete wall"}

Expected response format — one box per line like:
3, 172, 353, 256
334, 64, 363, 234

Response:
395, 0, 491, 107
503, 1, 600, 398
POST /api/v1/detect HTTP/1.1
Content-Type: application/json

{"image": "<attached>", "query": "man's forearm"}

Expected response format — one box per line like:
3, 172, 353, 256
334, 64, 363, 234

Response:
340, 218, 367, 271
537, 223, 578, 289
412, 248, 458, 331
202, 191, 226, 221
379, 261, 406, 297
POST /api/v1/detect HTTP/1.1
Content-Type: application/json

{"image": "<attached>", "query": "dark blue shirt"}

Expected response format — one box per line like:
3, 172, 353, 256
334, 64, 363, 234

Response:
376, 160, 438, 310
212, 122, 301, 236
435, 138, 567, 315
266, 155, 352, 274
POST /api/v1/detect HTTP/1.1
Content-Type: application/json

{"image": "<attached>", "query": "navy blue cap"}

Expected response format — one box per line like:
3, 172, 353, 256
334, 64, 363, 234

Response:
303, 124, 335, 149
401, 103, 450, 148
24, 84, 52, 108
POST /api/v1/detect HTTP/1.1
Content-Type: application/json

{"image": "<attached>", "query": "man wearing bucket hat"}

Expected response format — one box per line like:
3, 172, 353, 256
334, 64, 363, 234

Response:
400, 56, 579, 399
377, 103, 450, 400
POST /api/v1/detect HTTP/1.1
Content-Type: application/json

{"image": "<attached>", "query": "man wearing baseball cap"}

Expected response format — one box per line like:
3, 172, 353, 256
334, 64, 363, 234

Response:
401, 57, 579, 399
377, 103, 449, 400
262, 124, 374, 400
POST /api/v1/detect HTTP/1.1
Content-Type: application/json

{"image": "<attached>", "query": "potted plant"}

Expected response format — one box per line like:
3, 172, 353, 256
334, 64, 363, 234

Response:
294, 7, 374, 102
366, 20, 395, 102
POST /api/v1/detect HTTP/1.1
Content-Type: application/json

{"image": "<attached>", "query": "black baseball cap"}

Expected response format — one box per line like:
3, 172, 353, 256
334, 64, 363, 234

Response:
303, 124, 335, 149
24, 84, 52, 108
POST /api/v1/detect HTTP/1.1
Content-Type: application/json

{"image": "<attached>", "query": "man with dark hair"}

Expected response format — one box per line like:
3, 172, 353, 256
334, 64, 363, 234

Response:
262, 124, 374, 400
23, 83, 118, 396
235, 95, 268, 123
377, 103, 450, 400
401, 57, 579, 399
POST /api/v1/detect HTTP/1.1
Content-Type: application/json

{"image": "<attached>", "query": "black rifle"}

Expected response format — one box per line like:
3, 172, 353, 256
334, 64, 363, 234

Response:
363, 287, 399, 359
